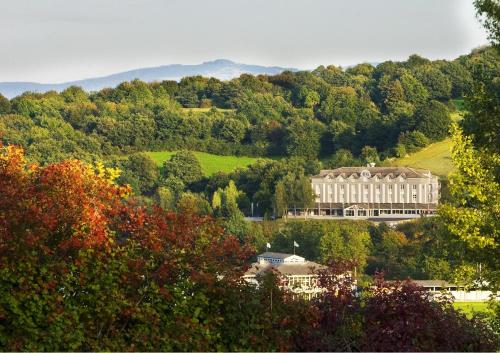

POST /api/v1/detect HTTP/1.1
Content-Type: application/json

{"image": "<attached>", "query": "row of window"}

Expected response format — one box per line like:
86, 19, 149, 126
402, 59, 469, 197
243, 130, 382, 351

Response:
336, 184, 420, 190
333, 194, 422, 202
345, 209, 432, 216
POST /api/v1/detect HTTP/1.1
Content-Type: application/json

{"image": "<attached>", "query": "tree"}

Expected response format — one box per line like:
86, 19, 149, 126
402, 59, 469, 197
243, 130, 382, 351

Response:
324, 149, 357, 168
439, 61, 473, 98
293, 176, 316, 216
319, 225, 372, 270
163, 150, 203, 184
363, 276, 497, 352
398, 69, 429, 106
328, 120, 356, 152
393, 143, 407, 158
212, 181, 249, 239
159, 175, 185, 200
273, 180, 288, 218
414, 66, 452, 101
212, 117, 246, 143
474, 0, 500, 47
414, 100, 451, 141
461, 47, 500, 153
176, 192, 212, 215
154, 186, 176, 210
318, 86, 359, 124
369, 229, 412, 278
360, 146, 380, 164
439, 125, 499, 290
272, 174, 315, 218
398, 130, 430, 153
118, 153, 159, 195
0, 93, 11, 114
285, 119, 324, 159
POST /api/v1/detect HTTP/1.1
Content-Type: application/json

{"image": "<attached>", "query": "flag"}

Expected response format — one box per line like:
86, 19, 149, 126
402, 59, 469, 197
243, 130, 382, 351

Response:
293, 241, 299, 248
266, 242, 271, 249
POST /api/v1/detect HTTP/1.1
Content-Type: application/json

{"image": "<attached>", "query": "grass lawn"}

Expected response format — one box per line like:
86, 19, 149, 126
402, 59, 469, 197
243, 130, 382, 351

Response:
145, 150, 265, 176
386, 139, 455, 177
453, 302, 491, 318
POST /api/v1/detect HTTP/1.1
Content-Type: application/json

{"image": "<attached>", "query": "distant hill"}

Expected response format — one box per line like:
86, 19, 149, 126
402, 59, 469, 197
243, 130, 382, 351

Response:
0, 59, 296, 99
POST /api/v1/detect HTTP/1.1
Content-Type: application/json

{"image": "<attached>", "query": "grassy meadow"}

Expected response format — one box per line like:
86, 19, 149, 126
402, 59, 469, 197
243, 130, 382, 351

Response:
386, 139, 454, 177
453, 302, 492, 319
145, 150, 265, 176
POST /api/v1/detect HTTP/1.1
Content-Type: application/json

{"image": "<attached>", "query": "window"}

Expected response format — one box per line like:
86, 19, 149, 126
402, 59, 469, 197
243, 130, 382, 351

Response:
376, 185, 380, 190
389, 185, 393, 190
364, 185, 368, 190
400, 184, 405, 190
345, 209, 355, 216
412, 185, 417, 190
412, 194, 417, 201
340, 185, 344, 190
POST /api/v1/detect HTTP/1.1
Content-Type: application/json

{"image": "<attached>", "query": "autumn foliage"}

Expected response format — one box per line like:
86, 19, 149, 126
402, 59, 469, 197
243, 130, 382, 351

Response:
0, 146, 497, 351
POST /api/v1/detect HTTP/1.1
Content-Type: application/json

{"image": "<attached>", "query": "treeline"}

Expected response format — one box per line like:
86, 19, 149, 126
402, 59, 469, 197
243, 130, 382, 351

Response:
1, 47, 498, 166
0, 146, 496, 351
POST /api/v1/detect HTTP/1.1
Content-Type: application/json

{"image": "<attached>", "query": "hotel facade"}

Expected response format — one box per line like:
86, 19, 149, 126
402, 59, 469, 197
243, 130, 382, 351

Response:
306, 166, 439, 219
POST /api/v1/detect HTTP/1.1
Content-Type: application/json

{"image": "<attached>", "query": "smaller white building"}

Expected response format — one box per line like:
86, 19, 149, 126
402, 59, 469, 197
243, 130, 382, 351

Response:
244, 252, 353, 300
413, 280, 498, 302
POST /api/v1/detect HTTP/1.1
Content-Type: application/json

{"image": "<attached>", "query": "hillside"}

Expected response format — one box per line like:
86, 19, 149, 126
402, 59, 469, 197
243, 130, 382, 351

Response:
0, 59, 295, 99
386, 139, 454, 177
145, 150, 265, 176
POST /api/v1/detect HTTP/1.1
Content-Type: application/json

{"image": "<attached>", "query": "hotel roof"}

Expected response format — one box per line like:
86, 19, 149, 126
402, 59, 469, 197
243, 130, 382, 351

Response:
257, 252, 296, 259
244, 261, 326, 277
313, 167, 432, 179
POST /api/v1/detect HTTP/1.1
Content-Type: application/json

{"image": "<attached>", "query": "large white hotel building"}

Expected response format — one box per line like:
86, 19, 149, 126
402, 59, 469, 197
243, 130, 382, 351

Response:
307, 166, 439, 219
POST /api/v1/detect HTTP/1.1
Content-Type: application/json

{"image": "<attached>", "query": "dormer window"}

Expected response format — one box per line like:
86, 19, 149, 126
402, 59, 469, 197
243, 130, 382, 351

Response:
361, 170, 371, 178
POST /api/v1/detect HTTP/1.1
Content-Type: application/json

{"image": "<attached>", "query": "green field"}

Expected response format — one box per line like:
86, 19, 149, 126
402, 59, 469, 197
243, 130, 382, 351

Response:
453, 302, 491, 318
387, 139, 455, 177
145, 150, 264, 176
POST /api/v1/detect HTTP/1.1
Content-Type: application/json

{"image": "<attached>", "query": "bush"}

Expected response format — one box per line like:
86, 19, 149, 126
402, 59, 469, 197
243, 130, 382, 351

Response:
398, 130, 430, 153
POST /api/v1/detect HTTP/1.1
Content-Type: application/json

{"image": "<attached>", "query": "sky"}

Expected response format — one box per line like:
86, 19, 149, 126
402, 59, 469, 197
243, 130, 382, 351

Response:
0, 0, 489, 83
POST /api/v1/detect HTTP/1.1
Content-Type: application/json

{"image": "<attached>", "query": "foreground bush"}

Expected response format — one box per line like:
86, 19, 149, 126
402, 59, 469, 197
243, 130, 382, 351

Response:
0, 146, 497, 351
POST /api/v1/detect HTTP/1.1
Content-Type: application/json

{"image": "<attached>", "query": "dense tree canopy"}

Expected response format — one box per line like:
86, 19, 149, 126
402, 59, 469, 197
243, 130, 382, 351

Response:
1, 49, 495, 169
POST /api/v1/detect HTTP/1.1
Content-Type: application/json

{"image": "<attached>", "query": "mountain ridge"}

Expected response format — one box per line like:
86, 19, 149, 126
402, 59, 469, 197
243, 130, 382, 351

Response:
0, 59, 297, 99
